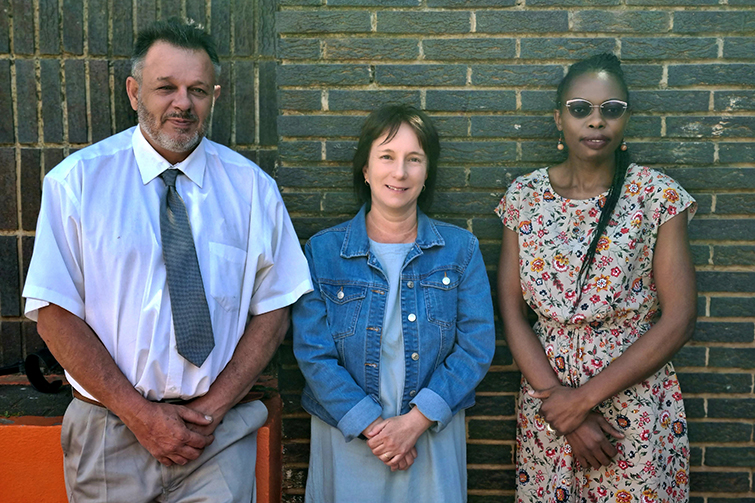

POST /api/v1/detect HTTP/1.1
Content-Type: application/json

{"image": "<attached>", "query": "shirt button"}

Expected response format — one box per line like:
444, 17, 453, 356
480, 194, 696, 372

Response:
407, 313, 416, 322
409, 390, 417, 397
411, 352, 419, 361
407, 281, 414, 289
442, 276, 451, 285
337, 290, 344, 300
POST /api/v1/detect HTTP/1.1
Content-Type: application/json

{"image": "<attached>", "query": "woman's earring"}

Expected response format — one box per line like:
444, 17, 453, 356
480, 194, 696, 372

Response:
557, 135, 565, 151
620, 140, 628, 151
421, 184, 426, 192
364, 179, 370, 186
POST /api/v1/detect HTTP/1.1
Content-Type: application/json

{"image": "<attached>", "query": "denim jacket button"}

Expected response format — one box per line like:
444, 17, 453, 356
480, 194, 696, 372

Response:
407, 313, 416, 322
442, 276, 451, 285
337, 290, 344, 300
409, 390, 417, 397
411, 352, 419, 361
407, 281, 414, 288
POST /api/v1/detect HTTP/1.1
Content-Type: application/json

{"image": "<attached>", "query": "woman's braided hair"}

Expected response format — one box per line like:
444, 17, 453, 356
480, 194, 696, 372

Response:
555, 53, 632, 298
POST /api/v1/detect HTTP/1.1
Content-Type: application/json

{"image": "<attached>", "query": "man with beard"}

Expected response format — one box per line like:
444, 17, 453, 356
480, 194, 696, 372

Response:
22, 19, 312, 502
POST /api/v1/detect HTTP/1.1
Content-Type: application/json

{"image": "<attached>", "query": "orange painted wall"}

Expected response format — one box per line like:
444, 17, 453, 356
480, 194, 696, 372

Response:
0, 396, 281, 503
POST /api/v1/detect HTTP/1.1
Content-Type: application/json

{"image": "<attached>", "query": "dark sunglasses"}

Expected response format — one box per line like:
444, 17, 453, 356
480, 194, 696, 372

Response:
564, 99, 629, 120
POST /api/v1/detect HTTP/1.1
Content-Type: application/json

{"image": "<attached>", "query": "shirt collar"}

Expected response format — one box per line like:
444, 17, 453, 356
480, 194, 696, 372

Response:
132, 125, 207, 187
340, 204, 445, 258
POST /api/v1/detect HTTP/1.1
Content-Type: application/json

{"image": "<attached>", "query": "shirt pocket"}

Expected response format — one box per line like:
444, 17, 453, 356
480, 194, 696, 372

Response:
208, 242, 247, 312
320, 282, 367, 340
421, 268, 460, 327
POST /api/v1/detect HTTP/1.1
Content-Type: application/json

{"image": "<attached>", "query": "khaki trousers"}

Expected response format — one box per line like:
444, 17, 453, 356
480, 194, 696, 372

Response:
61, 398, 267, 503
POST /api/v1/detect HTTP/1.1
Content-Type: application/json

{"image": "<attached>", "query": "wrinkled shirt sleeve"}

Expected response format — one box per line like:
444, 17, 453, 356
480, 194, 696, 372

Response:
23, 173, 86, 322
292, 242, 382, 442
249, 184, 313, 315
410, 236, 496, 432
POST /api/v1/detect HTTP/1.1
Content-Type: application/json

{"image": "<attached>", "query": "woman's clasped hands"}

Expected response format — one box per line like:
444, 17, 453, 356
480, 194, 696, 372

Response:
530, 385, 624, 470
362, 407, 433, 472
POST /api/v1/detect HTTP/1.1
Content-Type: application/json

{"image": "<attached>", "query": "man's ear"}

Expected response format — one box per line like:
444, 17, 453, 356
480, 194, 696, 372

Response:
126, 76, 139, 112
213, 84, 221, 101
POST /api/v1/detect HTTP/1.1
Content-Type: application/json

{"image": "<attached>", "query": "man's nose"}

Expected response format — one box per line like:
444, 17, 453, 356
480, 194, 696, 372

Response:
172, 88, 192, 110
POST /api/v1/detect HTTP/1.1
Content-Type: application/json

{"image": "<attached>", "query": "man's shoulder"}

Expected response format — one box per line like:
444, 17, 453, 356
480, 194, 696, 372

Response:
46, 128, 135, 181
204, 140, 269, 176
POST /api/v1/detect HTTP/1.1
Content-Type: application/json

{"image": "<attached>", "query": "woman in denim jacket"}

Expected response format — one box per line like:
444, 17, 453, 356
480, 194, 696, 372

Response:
292, 104, 495, 502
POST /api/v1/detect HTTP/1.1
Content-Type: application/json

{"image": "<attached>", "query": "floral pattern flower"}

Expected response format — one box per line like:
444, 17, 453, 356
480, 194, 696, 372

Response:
496, 164, 696, 503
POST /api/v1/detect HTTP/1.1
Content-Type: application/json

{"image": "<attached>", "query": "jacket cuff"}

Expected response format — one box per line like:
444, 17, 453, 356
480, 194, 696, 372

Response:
410, 388, 452, 433
337, 395, 382, 442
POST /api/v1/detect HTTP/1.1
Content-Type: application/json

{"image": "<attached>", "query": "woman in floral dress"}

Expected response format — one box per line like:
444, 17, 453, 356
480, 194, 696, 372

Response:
496, 53, 697, 503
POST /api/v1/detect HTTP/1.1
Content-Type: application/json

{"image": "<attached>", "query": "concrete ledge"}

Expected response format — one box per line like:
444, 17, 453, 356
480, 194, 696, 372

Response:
0, 395, 282, 503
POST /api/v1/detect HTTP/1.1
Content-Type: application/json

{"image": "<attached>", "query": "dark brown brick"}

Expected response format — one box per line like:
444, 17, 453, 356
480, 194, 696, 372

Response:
20, 148, 40, 231
0, 60, 13, 143
159, 0, 181, 19
40, 60, 64, 143
65, 60, 87, 143
62, 0, 84, 55
136, 0, 157, 33
0, 320, 22, 366
234, 0, 254, 56
12, 0, 33, 54
0, 0, 9, 54
235, 61, 256, 145
468, 467, 516, 492
43, 148, 64, 174
0, 146, 15, 231
39, 0, 60, 55
15, 59, 38, 144
211, 0, 231, 56
0, 236, 20, 316
259, 61, 278, 146
112, 0, 133, 56
88, 0, 108, 55
210, 61, 232, 145
113, 60, 136, 133
258, 0, 277, 57
89, 60, 111, 142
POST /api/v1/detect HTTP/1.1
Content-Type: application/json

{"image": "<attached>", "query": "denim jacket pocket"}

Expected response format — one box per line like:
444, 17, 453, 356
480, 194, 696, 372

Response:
320, 282, 367, 340
421, 268, 460, 327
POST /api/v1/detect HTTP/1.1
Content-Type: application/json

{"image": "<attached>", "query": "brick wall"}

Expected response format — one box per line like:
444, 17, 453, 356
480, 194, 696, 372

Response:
1, 0, 753, 502
274, 2, 755, 502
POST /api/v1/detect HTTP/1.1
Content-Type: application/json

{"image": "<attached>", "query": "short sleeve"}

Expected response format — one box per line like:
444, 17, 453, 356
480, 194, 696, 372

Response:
248, 182, 313, 315
651, 172, 697, 228
494, 179, 522, 231
22, 173, 86, 322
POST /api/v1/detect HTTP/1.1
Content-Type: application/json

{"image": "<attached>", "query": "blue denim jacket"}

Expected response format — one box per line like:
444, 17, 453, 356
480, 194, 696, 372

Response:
292, 206, 495, 442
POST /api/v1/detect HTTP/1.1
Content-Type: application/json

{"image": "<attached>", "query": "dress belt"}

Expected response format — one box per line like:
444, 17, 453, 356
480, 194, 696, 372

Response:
72, 388, 260, 408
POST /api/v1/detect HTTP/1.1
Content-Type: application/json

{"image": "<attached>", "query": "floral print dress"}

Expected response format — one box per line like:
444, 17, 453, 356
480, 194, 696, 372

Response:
495, 164, 696, 503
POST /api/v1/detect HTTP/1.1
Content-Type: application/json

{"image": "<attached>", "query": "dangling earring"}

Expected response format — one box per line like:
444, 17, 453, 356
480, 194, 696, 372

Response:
620, 140, 628, 151
364, 179, 370, 186
557, 135, 564, 151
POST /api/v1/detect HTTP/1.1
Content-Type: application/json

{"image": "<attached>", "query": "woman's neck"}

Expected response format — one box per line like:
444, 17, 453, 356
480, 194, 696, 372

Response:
550, 156, 616, 200
365, 206, 418, 243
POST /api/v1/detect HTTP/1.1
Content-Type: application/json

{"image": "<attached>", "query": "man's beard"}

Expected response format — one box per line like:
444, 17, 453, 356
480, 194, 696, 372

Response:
137, 99, 212, 155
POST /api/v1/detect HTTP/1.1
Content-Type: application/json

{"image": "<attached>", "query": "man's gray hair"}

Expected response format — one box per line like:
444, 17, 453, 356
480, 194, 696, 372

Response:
131, 18, 221, 82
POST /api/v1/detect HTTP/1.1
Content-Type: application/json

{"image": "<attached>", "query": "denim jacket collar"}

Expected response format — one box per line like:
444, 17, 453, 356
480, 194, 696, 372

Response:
340, 205, 446, 259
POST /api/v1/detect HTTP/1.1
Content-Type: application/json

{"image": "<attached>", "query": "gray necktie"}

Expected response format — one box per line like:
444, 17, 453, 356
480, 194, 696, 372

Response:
160, 168, 214, 367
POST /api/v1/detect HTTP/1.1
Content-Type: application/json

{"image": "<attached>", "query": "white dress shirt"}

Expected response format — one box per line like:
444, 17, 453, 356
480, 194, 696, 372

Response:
23, 126, 312, 401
